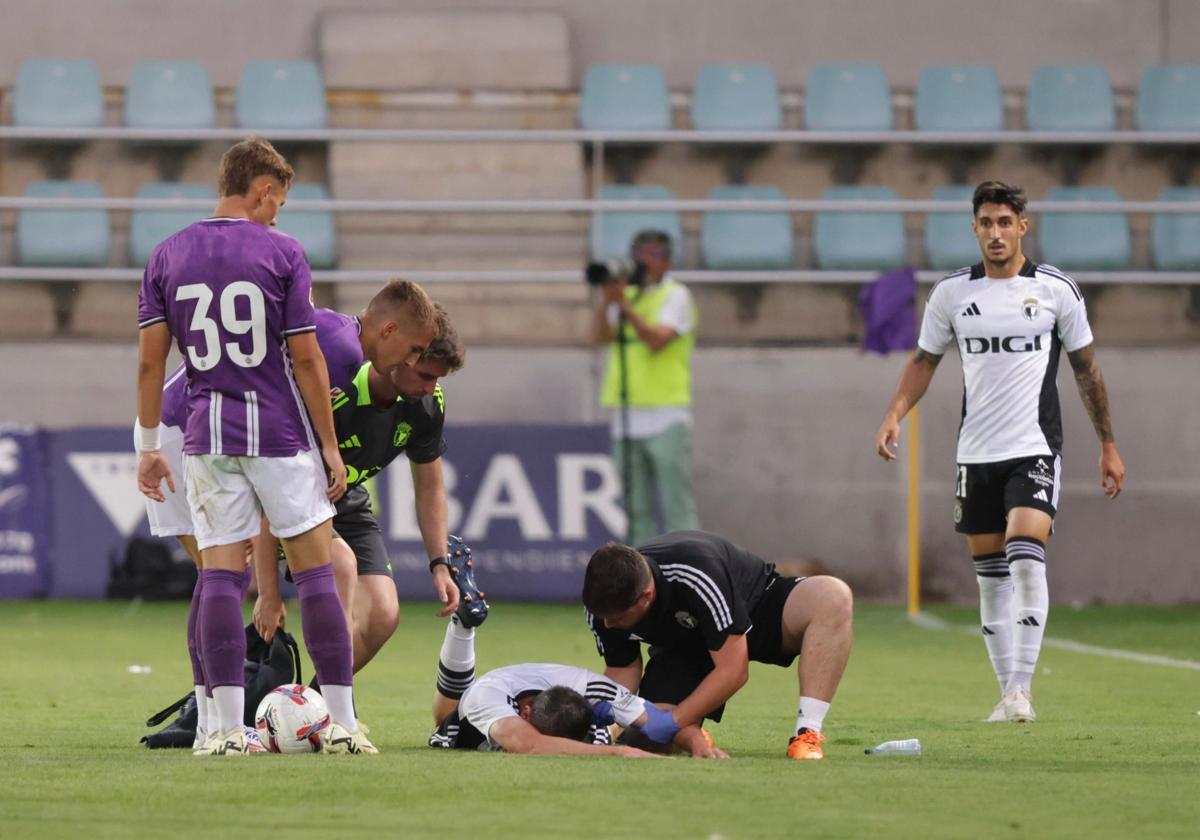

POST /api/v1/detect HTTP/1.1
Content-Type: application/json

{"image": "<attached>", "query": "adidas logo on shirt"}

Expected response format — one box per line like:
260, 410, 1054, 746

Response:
1033, 489, 1049, 502
961, 302, 982, 317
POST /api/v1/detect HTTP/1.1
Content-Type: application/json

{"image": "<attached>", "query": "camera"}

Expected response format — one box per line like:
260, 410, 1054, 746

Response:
585, 258, 646, 287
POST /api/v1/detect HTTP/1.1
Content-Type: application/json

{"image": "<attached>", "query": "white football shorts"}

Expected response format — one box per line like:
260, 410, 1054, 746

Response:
137, 422, 194, 537
183, 448, 335, 550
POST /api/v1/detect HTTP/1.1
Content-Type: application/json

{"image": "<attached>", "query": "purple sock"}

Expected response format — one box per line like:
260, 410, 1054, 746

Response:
293, 564, 353, 687
198, 568, 246, 689
187, 572, 205, 687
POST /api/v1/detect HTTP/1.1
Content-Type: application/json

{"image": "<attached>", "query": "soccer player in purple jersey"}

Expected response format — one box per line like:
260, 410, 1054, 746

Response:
135, 137, 373, 755
142, 283, 439, 748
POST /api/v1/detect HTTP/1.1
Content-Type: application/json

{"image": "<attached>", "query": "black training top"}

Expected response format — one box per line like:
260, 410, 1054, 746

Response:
587, 530, 776, 666
332, 362, 447, 487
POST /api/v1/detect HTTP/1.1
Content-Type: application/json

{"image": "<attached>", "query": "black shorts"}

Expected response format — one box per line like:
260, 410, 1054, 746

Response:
332, 484, 393, 577
637, 574, 805, 723
428, 707, 487, 751
954, 454, 1061, 535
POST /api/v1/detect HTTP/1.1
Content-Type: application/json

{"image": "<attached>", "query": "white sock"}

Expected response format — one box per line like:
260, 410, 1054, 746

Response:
193, 685, 209, 738
1009, 547, 1049, 693
795, 697, 830, 734
211, 686, 244, 736
322, 685, 357, 730
436, 618, 476, 700
974, 552, 1014, 695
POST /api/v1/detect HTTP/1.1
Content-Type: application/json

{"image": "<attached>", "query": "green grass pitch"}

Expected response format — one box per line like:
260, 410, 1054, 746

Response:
2, 601, 1199, 839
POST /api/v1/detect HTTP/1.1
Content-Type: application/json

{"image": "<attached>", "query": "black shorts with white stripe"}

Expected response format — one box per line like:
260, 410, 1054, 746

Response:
954, 454, 1061, 534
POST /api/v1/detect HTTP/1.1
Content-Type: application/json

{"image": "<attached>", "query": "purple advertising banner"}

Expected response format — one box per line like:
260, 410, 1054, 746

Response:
9, 423, 622, 601
0, 425, 51, 598
45, 427, 161, 598
373, 424, 623, 602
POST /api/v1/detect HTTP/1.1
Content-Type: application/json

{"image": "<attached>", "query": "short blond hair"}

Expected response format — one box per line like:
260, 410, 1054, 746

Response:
423, 303, 466, 372
217, 136, 294, 197
366, 279, 437, 334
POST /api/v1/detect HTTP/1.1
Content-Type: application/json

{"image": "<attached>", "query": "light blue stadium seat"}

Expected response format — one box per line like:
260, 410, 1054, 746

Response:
578, 65, 670, 130
274, 183, 336, 268
129, 183, 215, 266
813, 186, 906, 270
924, 185, 979, 270
1038, 186, 1130, 270
17, 181, 110, 266
236, 62, 327, 129
701, 186, 793, 269
1025, 65, 1115, 132
691, 64, 781, 131
125, 62, 215, 129
589, 185, 682, 260
914, 65, 1003, 132
804, 64, 892, 131
13, 59, 104, 127
1152, 187, 1200, 270
1135, 65, 1200, 131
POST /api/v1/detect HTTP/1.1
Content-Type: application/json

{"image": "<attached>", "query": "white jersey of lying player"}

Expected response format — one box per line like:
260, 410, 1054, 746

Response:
458, 663, 647, 749
919, 260, 1094, 464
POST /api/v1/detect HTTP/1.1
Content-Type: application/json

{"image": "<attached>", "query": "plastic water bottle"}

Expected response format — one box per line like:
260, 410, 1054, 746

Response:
864, 738, 921, 756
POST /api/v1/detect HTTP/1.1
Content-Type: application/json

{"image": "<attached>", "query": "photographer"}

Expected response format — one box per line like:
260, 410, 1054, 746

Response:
590, 230, 699, 545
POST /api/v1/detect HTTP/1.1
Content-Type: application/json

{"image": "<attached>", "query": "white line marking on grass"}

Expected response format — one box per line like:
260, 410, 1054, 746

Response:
909, 611, 1200, 672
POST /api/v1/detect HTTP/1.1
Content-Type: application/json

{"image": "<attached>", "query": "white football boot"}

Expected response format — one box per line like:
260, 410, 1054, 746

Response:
1003, 687, 1037, 723
323, 721, 379, 754
984, 699, 1008, 722
195, 728, 249, 756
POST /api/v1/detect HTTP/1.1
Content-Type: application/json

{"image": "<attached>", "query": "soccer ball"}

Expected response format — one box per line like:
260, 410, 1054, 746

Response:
254, 684, 331, 753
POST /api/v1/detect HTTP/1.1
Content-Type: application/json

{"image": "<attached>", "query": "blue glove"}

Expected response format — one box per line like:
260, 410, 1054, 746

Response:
639, 703, 681, 744
592, 700, 615, 727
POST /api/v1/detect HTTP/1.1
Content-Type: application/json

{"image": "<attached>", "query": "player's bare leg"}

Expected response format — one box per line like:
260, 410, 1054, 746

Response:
351, 573, 400, 673
281, 520, 374, 752
780, 575, 853, 759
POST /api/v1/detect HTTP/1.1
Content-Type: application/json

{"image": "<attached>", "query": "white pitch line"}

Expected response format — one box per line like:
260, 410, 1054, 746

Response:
909, 611, 1200, 672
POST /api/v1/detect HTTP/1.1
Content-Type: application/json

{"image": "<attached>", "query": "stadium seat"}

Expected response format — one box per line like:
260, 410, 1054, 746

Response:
589, 185, 682, 260
1025, 65, 1115, 132
12, 58, 104, 127
1152, 187, 1200, 270
1038, 186, 1130, 270
129, 183, 216, 266
804, 64, 893, 131
17, 180, 110, 266
924, 185, 979, 271
691, 64, 782, 131
274, 182, 337, 268
236, 61, 327, 129
813, 186, 907, 270
701, 186, 793, 269
1135, 64, 1200, 131
124, 62, 215, 129
914, 65, 1003, 132
578, 64, 671, 130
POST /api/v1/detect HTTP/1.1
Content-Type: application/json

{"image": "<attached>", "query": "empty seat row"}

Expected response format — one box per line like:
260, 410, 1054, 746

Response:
13, 59, 326, 130
581, 63, 1200, 133
590, 185, 1200, 272
13, 181, 335, 268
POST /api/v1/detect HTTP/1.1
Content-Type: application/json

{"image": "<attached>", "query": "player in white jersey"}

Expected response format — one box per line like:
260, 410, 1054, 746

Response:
874, 181, 1125, 723
427, 614, 722, 757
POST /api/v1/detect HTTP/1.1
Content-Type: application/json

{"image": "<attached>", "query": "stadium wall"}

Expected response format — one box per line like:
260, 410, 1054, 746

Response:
2, 343, 1195, 605
0, 0, 1196, 89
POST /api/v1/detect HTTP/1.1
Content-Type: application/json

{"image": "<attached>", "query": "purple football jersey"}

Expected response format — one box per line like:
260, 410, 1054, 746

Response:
139, 218, 318, 457
160, 309, 363, 432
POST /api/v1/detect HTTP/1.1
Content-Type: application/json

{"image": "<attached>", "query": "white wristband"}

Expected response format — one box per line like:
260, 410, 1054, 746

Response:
136, 423, 162, 452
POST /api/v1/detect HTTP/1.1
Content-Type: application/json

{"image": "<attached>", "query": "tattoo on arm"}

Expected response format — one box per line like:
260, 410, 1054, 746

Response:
1068, 344, 1114, 443
913, 349, 943, 368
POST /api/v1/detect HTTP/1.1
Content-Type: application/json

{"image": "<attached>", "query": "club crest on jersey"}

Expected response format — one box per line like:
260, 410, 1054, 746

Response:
393, 421, 412, 447
675, 611, 697, 629
1022, 297, 1040, 321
